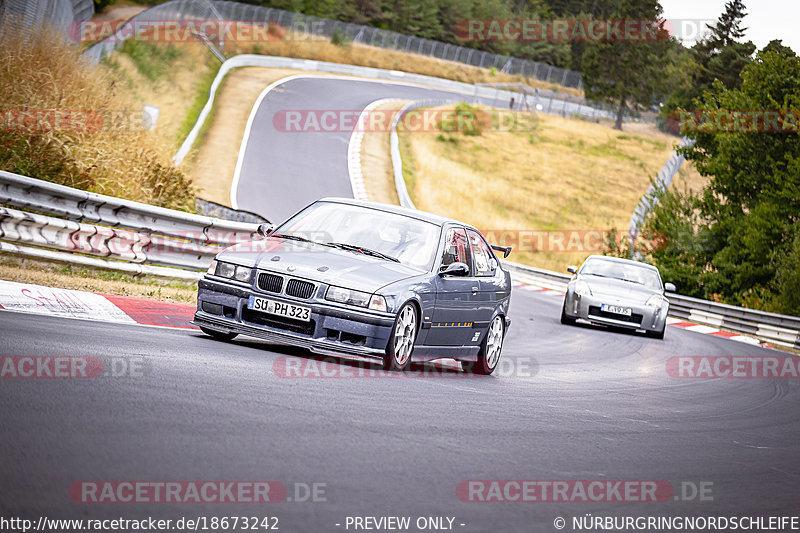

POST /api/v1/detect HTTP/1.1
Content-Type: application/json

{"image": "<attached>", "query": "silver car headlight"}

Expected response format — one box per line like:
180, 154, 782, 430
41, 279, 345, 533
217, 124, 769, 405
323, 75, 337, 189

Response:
574, 280, 592, 297
646, 294, 663, 307
212, 260, 252, 282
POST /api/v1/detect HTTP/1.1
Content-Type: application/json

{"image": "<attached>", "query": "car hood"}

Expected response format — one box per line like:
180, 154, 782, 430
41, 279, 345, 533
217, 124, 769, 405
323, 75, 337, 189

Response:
580, 276, 660, 303
217, 239, 426, 293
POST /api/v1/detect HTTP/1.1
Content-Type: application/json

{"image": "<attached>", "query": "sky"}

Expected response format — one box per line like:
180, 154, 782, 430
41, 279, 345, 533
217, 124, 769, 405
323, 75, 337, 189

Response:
659, 0, 799, 52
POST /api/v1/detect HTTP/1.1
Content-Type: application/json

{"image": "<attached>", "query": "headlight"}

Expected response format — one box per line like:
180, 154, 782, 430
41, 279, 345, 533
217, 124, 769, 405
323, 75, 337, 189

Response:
213, 261, 252, 282
646, 294, 663, 307
216, 261, 236, 279
574, 280, 592, 297
325, 286, 371, 307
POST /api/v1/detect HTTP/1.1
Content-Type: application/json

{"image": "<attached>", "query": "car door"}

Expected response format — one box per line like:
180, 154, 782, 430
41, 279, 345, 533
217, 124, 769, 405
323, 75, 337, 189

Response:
427, 226, 480, 347
466, 229, 505, 329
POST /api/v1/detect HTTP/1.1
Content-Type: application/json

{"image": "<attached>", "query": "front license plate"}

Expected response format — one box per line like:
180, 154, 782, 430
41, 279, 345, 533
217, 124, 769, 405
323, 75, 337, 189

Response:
601, 304, 632, 316
248, 296, 311, 322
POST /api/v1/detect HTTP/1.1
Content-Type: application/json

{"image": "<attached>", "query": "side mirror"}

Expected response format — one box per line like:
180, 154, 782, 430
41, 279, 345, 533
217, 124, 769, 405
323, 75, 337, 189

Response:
257, 223, 275, 238
439, 262, 470, 277
664, 282, 676, 292
567, 265, 578, 274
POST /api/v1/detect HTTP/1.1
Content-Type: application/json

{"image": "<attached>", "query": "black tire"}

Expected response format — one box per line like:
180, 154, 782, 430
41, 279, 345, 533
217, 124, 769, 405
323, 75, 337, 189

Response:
646, 326, 665, 340
383, 303, 417, 371
200, 326, 238, 342
468, 315, 505, 375
560, 301, 576, 325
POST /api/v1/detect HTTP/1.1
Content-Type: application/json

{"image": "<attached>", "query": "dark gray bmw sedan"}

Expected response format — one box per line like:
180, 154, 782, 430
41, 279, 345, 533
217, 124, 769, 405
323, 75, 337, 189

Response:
193, 198, 512, 374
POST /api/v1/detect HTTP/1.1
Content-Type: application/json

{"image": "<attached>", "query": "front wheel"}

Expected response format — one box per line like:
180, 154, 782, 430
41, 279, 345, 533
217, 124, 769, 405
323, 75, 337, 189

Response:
646, 325, 665, 340
560, 300, 576, 325
383, 303, 417, 371
200, 326, 238, 342
471, 315, 505, 375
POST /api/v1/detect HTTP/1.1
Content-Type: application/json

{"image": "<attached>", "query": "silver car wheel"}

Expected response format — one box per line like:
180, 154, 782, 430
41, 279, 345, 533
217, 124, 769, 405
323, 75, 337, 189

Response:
485, 316, 504, 369
393, 304, 417, 366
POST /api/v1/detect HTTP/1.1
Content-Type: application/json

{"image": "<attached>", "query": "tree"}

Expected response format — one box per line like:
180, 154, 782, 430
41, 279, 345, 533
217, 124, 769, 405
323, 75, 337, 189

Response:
664, 0, 755, 115
643, 48, 800, 314
581, 0, 672, 129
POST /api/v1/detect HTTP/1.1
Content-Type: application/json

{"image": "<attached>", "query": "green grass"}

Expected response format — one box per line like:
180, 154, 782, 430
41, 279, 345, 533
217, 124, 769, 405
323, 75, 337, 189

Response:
120, 40, 182, 81
176, 61, 222, 147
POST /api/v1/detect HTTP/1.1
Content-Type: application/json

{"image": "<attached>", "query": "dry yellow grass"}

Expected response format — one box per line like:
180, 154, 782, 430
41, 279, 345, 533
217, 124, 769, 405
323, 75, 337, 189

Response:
0, 20, 196, 210
399, 106, 705, 272
0, 256, 197, 304
225, 34, 583, 97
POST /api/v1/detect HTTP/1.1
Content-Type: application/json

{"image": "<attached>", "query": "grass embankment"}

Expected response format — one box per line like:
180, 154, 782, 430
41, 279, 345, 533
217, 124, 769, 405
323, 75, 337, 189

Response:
0, 21, 196, 211
398, 104, 706, 272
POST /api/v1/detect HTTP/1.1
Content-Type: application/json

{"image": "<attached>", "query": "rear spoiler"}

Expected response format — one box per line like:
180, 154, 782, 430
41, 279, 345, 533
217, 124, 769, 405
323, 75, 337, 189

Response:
490, 244, 512, 258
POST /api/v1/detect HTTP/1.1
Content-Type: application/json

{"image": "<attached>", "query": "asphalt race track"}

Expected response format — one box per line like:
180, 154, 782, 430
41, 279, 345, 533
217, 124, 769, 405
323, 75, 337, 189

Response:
2, 72, 800, 532
2, 288, 799, 532
233, 76, 601, 222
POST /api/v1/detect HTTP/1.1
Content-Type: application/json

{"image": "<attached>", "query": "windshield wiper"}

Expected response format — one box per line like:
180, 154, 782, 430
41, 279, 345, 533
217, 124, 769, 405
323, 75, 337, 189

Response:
274, 233, 322, 245
326, 242, 400, 263
620, 278, 646, 286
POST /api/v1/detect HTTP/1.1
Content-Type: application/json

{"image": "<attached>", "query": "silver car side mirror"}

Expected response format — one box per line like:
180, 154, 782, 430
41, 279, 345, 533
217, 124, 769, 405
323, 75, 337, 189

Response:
257, 223, 275, 238
567, 265, 578, 274
664, 282, 676, 292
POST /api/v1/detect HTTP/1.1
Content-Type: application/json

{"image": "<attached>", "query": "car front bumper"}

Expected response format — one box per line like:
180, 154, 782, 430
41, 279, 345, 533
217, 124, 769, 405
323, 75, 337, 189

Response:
563, 290, 668, 333
193, 278, 395, 359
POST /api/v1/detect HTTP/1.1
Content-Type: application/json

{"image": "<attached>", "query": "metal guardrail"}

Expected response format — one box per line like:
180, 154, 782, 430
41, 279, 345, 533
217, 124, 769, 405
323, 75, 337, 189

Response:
174, 55, 616, 167
0, 170, 257, 277
502, 261, 800, 349
387, 106, 800, 350
1, 171, 798, 348
628, 137, 694, 241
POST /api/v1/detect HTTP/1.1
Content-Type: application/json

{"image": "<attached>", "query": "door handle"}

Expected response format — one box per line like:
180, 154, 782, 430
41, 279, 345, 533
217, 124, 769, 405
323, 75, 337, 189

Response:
472, 287, 479, 294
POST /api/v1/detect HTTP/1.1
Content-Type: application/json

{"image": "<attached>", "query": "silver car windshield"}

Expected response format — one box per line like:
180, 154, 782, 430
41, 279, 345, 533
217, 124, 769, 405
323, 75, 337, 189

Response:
275, 202, 441, 270
580, 259, 662, 290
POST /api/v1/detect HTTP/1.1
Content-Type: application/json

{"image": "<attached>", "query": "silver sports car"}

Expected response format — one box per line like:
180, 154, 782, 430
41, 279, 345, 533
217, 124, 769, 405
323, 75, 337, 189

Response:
560, 255, 675, 339
193, 198, 513, 374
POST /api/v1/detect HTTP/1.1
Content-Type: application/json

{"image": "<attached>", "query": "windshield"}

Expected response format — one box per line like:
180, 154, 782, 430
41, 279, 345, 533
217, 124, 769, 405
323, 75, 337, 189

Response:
580, 259, 663, 290
274, 202, 441, 270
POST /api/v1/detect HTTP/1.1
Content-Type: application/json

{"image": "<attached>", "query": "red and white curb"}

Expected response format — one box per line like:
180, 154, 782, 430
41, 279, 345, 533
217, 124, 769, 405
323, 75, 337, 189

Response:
515, 282, 775, 350
0, 280, 197, 330
0, 279, 780, 350
347, 98, 402, 201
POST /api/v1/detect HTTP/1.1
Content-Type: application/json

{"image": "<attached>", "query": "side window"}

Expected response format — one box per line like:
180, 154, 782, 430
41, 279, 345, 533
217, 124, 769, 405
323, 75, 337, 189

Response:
441, 228, 472, 275
467, 230, 495, 276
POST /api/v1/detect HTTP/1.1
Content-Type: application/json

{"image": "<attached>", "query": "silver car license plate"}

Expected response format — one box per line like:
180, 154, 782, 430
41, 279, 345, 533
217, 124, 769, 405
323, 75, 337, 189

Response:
248, 296, 311, 322
601, 304, 632, 316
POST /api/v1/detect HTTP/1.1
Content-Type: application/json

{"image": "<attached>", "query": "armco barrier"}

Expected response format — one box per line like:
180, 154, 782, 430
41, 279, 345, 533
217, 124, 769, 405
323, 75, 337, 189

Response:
0, 170, 256, 276
173, 55, 612, 167
1, 172, 798, 347
82, 0, 583, 90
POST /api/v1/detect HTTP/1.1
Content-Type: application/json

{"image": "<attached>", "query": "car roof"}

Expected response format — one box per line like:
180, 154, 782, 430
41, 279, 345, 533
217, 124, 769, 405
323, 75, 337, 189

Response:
318, 197, 474, 229
581, 254, 660, 271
